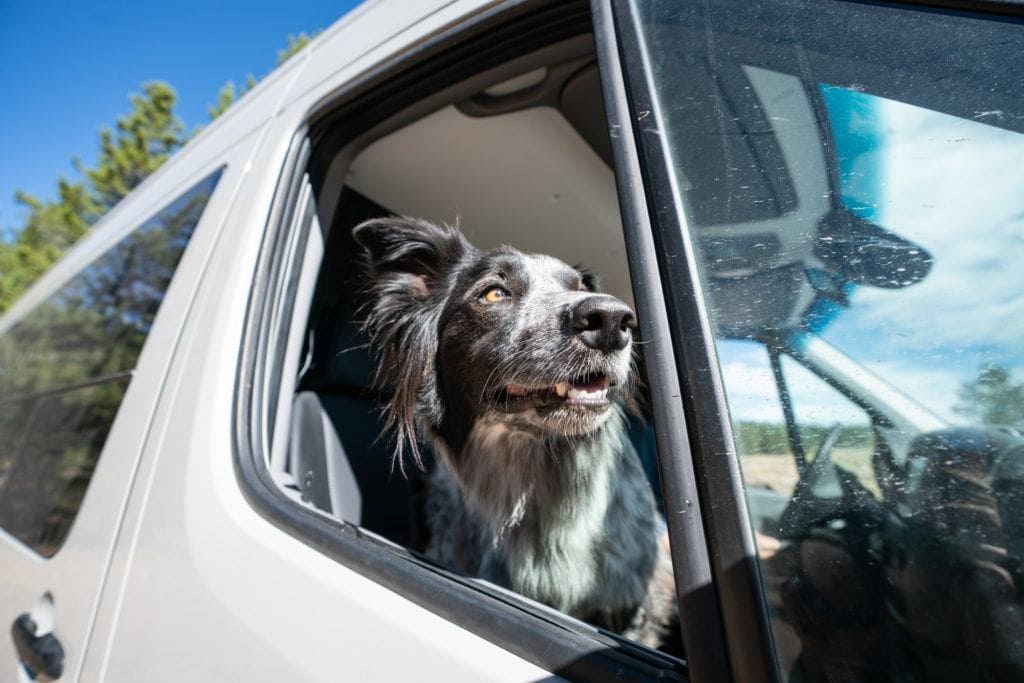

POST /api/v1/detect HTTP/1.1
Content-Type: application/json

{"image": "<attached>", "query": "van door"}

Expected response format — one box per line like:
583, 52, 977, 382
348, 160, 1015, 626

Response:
0, 165, 230, 681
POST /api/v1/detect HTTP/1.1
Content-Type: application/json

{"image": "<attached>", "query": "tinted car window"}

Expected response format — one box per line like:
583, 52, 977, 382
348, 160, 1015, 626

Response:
630, 1, 1024, 679
0, 169, 221, 556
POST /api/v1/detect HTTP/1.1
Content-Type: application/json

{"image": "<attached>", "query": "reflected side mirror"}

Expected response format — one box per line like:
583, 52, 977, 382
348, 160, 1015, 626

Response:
815, 207, 933, 289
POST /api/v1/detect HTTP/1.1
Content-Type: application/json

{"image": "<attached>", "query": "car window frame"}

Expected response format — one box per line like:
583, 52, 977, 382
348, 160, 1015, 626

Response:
231, 1, 702, 680
590, 1, 732, 679
602, 1, 778, 679
0, 168, 224, 558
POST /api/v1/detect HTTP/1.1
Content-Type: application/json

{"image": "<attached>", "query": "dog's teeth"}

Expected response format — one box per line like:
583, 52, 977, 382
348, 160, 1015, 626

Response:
567, 387, 609, 402
554, 383, 568, 397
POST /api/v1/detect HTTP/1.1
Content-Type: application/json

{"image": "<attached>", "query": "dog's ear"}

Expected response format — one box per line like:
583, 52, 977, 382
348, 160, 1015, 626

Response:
353, 216, 472, 474
353, 216, 469, 298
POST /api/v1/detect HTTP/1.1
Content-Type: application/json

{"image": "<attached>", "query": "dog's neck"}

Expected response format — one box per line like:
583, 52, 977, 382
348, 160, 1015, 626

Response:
434, 406, 659, 614
459, 415, 617, 540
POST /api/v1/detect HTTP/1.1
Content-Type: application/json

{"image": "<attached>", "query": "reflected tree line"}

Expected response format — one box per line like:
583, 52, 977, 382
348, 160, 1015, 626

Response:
735, 421, 874, 457
956, 364, 1024, 432
0, 174, 218, 556
736, 363, 1024, 462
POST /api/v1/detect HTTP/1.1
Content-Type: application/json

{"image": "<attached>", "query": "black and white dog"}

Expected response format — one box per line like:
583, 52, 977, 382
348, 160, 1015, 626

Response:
354, 216, 676, 648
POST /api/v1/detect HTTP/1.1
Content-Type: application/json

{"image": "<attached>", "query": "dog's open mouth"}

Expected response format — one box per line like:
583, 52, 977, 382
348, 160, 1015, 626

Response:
495, 373, 611, 412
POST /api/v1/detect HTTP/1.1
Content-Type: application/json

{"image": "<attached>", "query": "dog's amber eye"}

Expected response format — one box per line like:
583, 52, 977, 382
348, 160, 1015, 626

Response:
482, 286, 510, 303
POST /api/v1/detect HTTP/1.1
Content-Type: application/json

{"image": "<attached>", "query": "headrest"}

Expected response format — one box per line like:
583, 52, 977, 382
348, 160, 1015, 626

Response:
300, 189, 390, 393
303, 285, 377, 392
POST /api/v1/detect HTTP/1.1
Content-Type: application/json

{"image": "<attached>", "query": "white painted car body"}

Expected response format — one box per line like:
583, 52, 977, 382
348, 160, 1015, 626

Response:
1, 1, 557, 680
6, 0, 1015, 680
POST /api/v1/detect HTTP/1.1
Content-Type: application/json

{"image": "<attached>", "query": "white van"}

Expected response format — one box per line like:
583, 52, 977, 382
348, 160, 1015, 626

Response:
3, 0, 1024, 680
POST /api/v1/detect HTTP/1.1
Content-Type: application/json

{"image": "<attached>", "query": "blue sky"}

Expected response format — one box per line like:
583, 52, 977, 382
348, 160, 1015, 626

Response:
0, 0, 361, 236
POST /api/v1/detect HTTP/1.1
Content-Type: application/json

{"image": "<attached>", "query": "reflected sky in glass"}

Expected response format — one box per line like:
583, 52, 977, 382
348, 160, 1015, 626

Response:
722, 86, 1024, 426
820, 90, 1024, 424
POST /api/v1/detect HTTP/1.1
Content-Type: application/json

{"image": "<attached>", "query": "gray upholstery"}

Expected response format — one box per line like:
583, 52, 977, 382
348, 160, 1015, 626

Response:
287, 190, 428, 549
289, 391, 362, 523
289, 388, 424, 547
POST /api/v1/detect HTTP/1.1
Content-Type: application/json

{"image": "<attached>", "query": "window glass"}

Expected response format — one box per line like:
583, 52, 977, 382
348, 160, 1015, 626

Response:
727, 341, 877, 502
723, 339, 795, 495
816, 86, 1024, 428
0, 169, 221, 556
779, 354, 877, 497
631, 0, 1024, 679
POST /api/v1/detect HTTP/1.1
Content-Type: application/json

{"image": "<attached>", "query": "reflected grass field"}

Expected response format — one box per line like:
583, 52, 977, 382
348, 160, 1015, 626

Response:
739, 448, 877, 497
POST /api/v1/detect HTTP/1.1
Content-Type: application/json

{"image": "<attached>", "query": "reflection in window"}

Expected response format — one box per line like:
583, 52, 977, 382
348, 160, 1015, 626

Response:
0, 169, 221, 556
722, 340, 796, 495
0, 379, 130, 553
632, 0, 1024, 678
778, 355, 877, 497
820, 86, 1024, 431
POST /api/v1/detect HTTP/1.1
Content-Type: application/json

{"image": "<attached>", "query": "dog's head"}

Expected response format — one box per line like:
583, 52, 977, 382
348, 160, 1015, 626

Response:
354, 216, 637, 467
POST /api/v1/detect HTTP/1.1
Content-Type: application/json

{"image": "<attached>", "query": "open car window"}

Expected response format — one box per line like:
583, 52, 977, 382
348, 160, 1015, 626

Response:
240, 26, 689, 679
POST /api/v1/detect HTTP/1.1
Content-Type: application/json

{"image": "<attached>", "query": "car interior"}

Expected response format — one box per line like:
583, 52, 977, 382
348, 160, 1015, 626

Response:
270, 36, 663, 557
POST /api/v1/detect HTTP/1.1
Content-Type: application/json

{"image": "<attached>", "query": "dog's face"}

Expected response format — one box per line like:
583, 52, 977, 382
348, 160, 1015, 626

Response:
354, 217, 636, 461
435, 247, 635, 437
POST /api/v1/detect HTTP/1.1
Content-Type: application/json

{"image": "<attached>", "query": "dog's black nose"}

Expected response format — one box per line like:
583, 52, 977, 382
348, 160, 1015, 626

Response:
570, 296, 636, 353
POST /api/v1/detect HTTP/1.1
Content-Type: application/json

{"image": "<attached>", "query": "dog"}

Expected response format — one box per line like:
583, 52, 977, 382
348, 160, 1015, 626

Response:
353, 216, 677, 649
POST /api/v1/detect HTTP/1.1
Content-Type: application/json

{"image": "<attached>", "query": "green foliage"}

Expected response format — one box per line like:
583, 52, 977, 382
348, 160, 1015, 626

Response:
956, 364, 1024, 429
734, 421, 790, 456
277, 32, 316, 65
207, 74, 257, 121
3, 32, 322, 315
1, 180, 97, 311
0, 82, 183, 314
86, 82, 185, 211
801, 423, 874, 455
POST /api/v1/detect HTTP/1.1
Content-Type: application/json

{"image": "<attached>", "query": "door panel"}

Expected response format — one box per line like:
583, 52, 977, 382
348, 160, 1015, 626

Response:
0, 158, 240, 680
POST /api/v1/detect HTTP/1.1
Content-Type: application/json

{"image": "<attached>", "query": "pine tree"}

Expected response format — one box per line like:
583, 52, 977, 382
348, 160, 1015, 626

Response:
956, 364, 1024, 429
1, 83, 185, 313
86, 82, 185, 210
0, 180, 98, 311
2, 32, 323, 314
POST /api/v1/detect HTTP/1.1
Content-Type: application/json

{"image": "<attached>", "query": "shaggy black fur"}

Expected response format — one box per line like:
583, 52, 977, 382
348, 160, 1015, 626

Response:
354, 216, 677, 649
